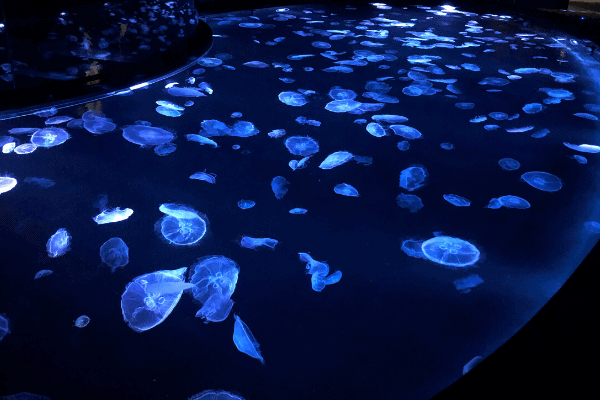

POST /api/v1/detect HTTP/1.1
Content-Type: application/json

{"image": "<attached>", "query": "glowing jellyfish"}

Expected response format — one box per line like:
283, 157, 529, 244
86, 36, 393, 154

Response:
46, 228, 71, 258
290, 208, 307, 214
84, 119, 117, 134
390, 125, 422, 139
0, 177, 17, 194
366, 123, 386, 137
30, 128, 70, 147
189, 256, 239, 304
278, 91, 307, 106
74, 315, 90, 328
421, 236, 480, 267
0, 316, 10, 342
231, 121, 259, 137
100, 238, 129, 272
271, 176, 289, 199
237, 200, 255, 209
93, 207, 134, 224
443, 194, 471, 207
498, 158, 520, 170
13, 143, 37, 154
156, 204, 208, 246
189, 390, 245, 400
522, 103, 543, 114
196, 292, 234, 323
154, 143, 177, 156
187, 134, 219, 147
453, 274, 484, 293
521, 171, 562, 192
284, 136, 319, 156
190, 171, 217, 184
319, 151, 354, 169
122, 125, 174, 146
298, 252, 342, 292
325, 100, 362, 113
401, 239, 425, 258
328, 87, 357, 100
240, 236, 278, 250
34, 270, 53, 279
121, 267, 193, 332
399, 166, 428, 191
233, 315, 264, 365
498, 195, 530, 209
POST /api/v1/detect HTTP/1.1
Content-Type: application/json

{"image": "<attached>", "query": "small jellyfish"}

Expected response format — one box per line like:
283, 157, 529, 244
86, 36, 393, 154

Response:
325, 100, 362, 113
334, 183, 359, 197
0, 315, 10, 342
498, 158, 520, 170
74, 315, 90, 328
396, 193, 423, 212
399, 166, 428, 191
271, 176, 289, 199
366, 123, 386, 137
278, 91, 307, 106
289, 208, 307, 214
13, 143, 38, 154
521, 171, 562, 192
84, 119, 117, 134
238, 200, 255, 209
100, 238, 129, 272
233, 314, 264, 364
285, 136, 319, 156
34, 270, 53, 279
421, 236, 480, 267
453, 274, 484, 293
443, 194, 471, 207
46, 228, 71, 258
196, 292, 234, 323
401, 239, 425, 258
240, 236, 278, 250
93, 207, 134, 224
298, 253, 342, 292
190, 171, 217, 184
397, 141, 410, 151
522, 103, 543, 114
440, 142, 454, 150
390, 125, 422, 140
122, 125, 174, 146
498, 195, 530, 209
157, 204, 208, 246
154, 143, 177, 156
187, 134, 218, 148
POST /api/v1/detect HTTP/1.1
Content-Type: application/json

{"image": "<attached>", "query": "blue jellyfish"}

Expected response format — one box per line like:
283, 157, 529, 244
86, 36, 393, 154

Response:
489, 112, 508, 120
572, 155, 587, 164
453, 274, 484, 293
46, 228, 71, 258
121, 267, 194, 332
187, 134, 218, 148
401, 239, 425, 258
396, 193, 423, 212
230, 121, 259, 137
243, 61, 269, 68
168, 87, 205, 97
285, 136, 319, 156
30, 128, 70, 147
74, 315, 90, 328
421, 236, 480, 267
189, 256, 239, 304
522, 103, 543, 114
34, 270, 53, 279
240, 236, 278, 250
271, 176, 289, 199
156, 204, 208, 246
319, 151, 354, 169
366, 123, 386, 137
390, 125, 422, 139
463, 356, 483, 375
325, 100, 362, 113
498, 195, 531, 209
443, 194, 471, 207
199, 120, 231, 137
154, 143, 177, 156
278, 91, 307, 106
190, 171, 217, 184
399, 166, 428, 191
122, 125, 174, 146
397, 141, 410, 151
298, 253, 342, 292
84, 119, 117, 134
14, 143, 38, 154
0, 315, 10, 342
45, 116, 73, 125
196, 292, 234, 323
233, 315, 264, 364
521, 171, 562, 192
93, 207, 134, 224
100, 237, 129, 272
290, 208, 307, 214
237, 200, 255, 209
328, 87, 357, 100
155, 106, 182, 117
372, 114, 408, 124
498, 158, 520, 170
365, 81, 391, 93
334, 183, 359, 197
189, 390, 245, 400
455, 102, 475, 110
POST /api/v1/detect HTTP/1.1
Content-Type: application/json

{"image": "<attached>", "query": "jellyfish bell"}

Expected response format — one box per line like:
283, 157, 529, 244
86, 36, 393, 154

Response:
155, 204, 209, 246
421, 236, 481, 268
122, 125, 175, 147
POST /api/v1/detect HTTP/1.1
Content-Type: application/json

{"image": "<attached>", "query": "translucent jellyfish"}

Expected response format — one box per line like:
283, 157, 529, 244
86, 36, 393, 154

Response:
243, 61, 269, 68
584, 221, 600, 233
3, 142, 15, 153
240, 236, 278, 250
231, 112, 242, 118
453, 274, 484, 293
189, 256, 239, 304
157, 204, 208, 246
298, 253, 342, 292
156, 106, 182, 117
484, 125, 500, 131
396, 193, 423, 212
168, 87, 206, 97
154, 143, 177, 156
231, 121, 259, 137
233, 315, 264, 364
463, 356, 483, 375
521, 171, 562, 192
539, 88, 573, 99
197, 57, 223, 67
290, 208, 307, 214
14, 143, 37, 154
572, 155, 587, 164
489, 112, 508, 120
237, 200, 255, 209
574, 113, 598, 121
74, 315, 90, 328
421, 236, 480, 267
461, 63, 480, 71
122, 125, 174, 146
498, 195, 530, 209
505, 126, 534, 133
121, 267, 192, 332
190, 171, 216, 184
189, 390, 245, 400
278, 91, 307, 106
100, 238, 129, 271
401, 239, 425, 258
440, 143, 454, 150
34, 269, 53, 279
363, 92, 398, 103
372, 114, 408, 124
470, 116, 487, 123
323, 66, 353, 73
366, 122, 386, 137
285, 136, 319, 156
0, 315, 10, 341
485, 198, 502, 209
84, 119, 117, 134
563, 143, 600, 153
268, 129, 286, 138
522, 103, 543, 114
531, 129, 549, 138
187, 134, 219, 148
325, 100, 362, 113
455, 102, 475, 110
328, 87, 357, 100
443, 194, 471, 207
334, 183, 359, 197
399, 166, 428, 191
271, 176, 289, 199
478, 77, 510, 86
46, 228, 71, 258
0, 177, 17, 195
34, 107, 58, 117
319, 151, 353, 169
196, 292, 234, 323
498, 158, 520, 170
30, 128, 70, 147
390, 125, 422, 139
93, 207, 133, 224
397, 141, 410, 151
584, 104, 600, 113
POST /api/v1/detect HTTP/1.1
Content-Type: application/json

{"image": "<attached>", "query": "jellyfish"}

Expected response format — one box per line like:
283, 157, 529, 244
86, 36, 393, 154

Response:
329, 87, 357, 100
240, 236, 278, 250
14, 143, 38, 154
74, 315, 90, 328
289, 208, 307, 214
271, 176, 289, 199
93, 207, 134, 224
372, 114, 408, 124
453, 274, 484, 293
421, 236, 480, 267
230, 121, 259, 137
396, 193, 423, 212
319, 151, 354, 169
522, 103, 543, 114
168, 87, 205, 97
46, 228, 71, 258
443, 194, 471, 207
154, 143, 177, 156
84, 119, 117, 134
563, 143, 600, 153
189, 390, 245, 400
325, 100, 362, 113
237, 200, 255, 209
233, 315, 264, 364
463, 356, 483, 375
122, 125, 174, 146
390, 125, 422, 139
156, 204, 208, 246
399, 166, 428, 191
196, 292, 234, 323
397, 141, 410, 151
190, 171, 217, 184
0, 315, 10, 342
498, 195, 530, 209
30, 128, 70, 147
121, 267, 193, 332
187, 134, 218, 148
189, 256, 239, 304
455, 102, 475, 110
100, 238, 129, 271
244, 61, 269, 68
298, 253, 342, 292
366, 123, 386, 137
278, 91, 307, 106
498, 158, 520, 170
334, 183, 359, 197
521, 171, 562, 192
401, 239, 425, 258
34, 269, 53, 279
268, 129, 286, 138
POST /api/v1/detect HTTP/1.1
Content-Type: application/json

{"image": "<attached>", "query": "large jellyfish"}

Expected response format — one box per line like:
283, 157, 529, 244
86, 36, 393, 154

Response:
30, 128, 70, 147
122, 125, 175, 146
233, 315, 264, 364
521, 171, 562, 192
421, 236, 480, 267
99, 237, 129, 272
156, 204, 208, 245
46, 228, 71, 258
121, 267, 194, 332
189, 256, 239, 304
284, 136, 319, 156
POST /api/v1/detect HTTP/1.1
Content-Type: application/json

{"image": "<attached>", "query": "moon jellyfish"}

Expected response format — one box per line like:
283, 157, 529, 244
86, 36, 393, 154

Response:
187, 134, 218, 148
521, 171, 562, 192
572, 155, 587, 164
154, 143, 177, 156
156, 204, 208, 246
190, 171, 217, 184
84, 119, 117, 134
563, 143, 600, 153
453, 274, 484, 293
14, 143, 37, 154
401, 239, 425, 258
366, 123, 386, 137
46, 228, 71, 258
0, 316, 10, 342
298, 252, 342, 292
328, 87, 357, 100
584, 221, 600, 233
334, 183, 359, 197
443, 194, 471, 207
168, 87, 205, 97
45, 116, 73, 125
396, 193, 423, 212
498, 158, 520, 170
189, 390, 245, 400
399, 166, 428, 191
489, 112, 508, 120
0, 177, 18, 194
268, 129, 286, 138
522, 103, 543, 114
498, 195, 530, 209
189, 256, 239, 304
230, 121, 259, 137
243, 61, 269, 68
240, 236, 278, 250
397, 141, 410, 151
100, 238, 129, 272
319, 151, 354, 169
325, 100, 362, 113
574, 113, 599, 121
463, 356, 483, 375
121, 267, 192, 332
271, 176, 289, 199
285, 136, 319, 156
290, 208, 307, 214
233, 315, 264, 364
478, 77, 510, 86
30, 128, 70, 147
93, 207, 134, 224
196, 292, 234, 323
74, 315, 90, 328
237, 200, 255, 209
455, 102, 475, 110
372, 114, 408, 124
34, 269, 53, 279
278, 91, 307, 106
421, 236, 480, 268
390, 125, 422, 139
122, 125, 175, 146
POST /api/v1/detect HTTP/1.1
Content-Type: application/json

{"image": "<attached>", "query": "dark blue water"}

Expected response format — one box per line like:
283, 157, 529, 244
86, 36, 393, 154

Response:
2, 3, 600, 400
